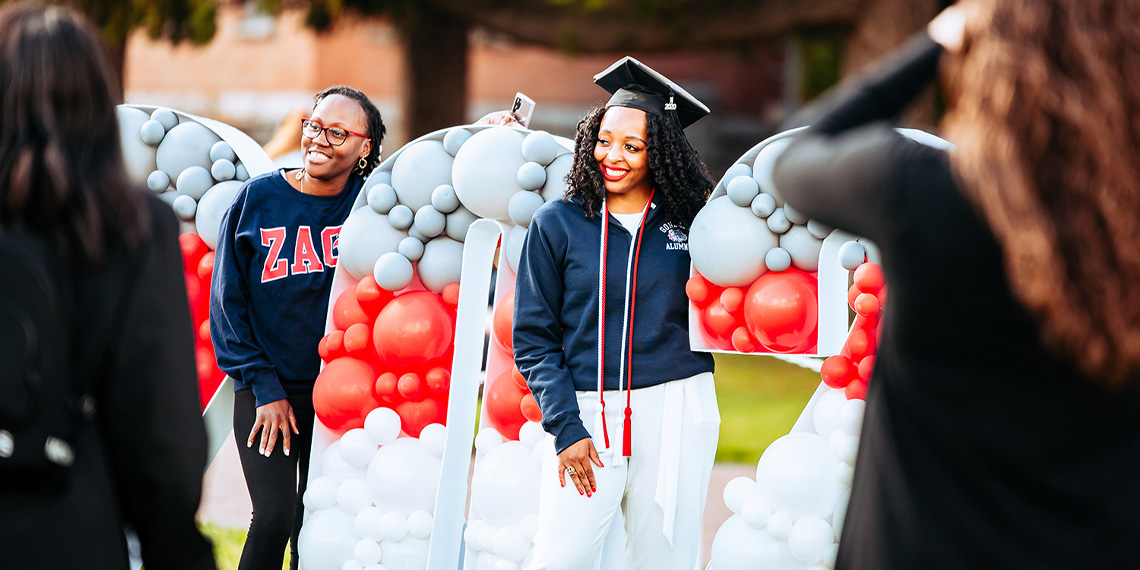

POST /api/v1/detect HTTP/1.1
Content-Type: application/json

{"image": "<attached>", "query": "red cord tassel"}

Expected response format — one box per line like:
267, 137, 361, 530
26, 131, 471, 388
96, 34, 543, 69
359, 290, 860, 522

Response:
601, 401, 611, 449
623, 406, 632, 457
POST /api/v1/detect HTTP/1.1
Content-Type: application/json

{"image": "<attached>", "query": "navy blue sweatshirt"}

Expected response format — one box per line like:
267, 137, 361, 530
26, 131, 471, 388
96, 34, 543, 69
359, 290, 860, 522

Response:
513, 198, 714, 453
210, 170, 362, 406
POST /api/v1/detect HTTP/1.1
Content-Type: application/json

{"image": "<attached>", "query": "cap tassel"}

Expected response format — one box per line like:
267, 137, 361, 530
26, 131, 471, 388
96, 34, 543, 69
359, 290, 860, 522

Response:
623, 406, 633, 457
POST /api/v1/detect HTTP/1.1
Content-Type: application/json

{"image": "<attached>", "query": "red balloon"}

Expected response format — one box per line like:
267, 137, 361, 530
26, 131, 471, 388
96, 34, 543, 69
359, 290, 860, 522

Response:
700, 303, 738, 350
182, 272, 209, 324
441, 283, 461, 309
820, 354, 855, 389
743, 269, 818, 353
484, 368, 527, 440
853, 263, 884, 294
373, 372, 402, 404
721, 287, 744, 314
319, 330, 346, 363
333, 287, 369, 331
396, 397, 445, 438
198, 319, 211, 342
372, 291, 455, 369
355, 275, 393, 318
520, 393, 542, 423
730, 326, 758, 353
398, 372, 425, 400
845, 379, 868, 400
313, 357, 382, 435
343, 322, 372, 355
846, 329, 877, 361
857, 355, 876, 382
426, 367, 451, 395
854, 293, 880, 317
492, 290, 514, 355
848, 284, 861, 311
686, 273, 713, 307
511, 365, 527, 391
178, 232, 208, 270
855, 311, 880, 330
197, 251, 215, 282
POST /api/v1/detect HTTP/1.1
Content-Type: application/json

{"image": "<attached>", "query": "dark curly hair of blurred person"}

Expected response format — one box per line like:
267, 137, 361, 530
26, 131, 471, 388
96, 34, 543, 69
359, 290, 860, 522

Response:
564, 106, 713, 227
313, 85, 386, 175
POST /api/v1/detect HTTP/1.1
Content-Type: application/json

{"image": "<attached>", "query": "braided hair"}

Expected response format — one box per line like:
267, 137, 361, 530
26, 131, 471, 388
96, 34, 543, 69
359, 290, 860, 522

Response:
313, 85, 386, 176
563, 106, 713, 227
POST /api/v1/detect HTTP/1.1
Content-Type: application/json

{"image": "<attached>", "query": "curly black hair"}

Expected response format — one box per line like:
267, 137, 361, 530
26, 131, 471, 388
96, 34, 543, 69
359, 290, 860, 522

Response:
314, 85, 386, 176
563, 106, 713, 227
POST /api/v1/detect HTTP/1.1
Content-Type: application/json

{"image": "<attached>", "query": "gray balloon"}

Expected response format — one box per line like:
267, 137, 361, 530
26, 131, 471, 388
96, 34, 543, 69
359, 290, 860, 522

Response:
689, 196, 776, 287
388, 204, 414, 231
443, 128, 473, 157
150, 108, 179, 130
452, 128, 527, 221
504, 224, 528, 274
861, 239, 882, 266
723, 162, 753, 183
368, 183, 399, 215
368, 169, 393, 188
339, 207, 408, 280
195, 181, 243, 249
540, 153, 573, 203
157, 189, 179, 207
155, 121, 221, 186
147, 170, 171, 193
117, 107, 158, 187
391, 140, 454, 211
753, 138, 791, 205
373, 252, 414, 292
140, 120, 166, 146
398, 236, 426, 261
211, 159, 236, 181
176, 166, 215, 200
431, 184, 460, 214
807, 219, 833, 240
408, 225, 431, 243
414, 205, 446, 238
210, 141, 237, 163
765, 247, 792, 272
235, 163, 249, 181
727, 175, 760, 208
516, 162, 547, 191
838, 241, 867, 271
751, 193, 777, 218
521, 131, 559, 166
418, 236, 464, 293
783, 203, 809, 225
445, 205, 478, 242
508, 190, 545, 228
171, 194, 197, 220
766, 207, 792, 235
780, 225, 823, 272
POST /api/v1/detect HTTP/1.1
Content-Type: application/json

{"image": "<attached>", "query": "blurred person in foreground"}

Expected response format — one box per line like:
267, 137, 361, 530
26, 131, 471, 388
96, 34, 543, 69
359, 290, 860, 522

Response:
0, 2, 217, 569
773, 2, 1140, 568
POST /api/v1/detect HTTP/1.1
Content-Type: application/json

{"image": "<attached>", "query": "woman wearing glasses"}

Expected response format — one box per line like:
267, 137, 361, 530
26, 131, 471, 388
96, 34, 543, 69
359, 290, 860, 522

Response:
210, 85, 385, 570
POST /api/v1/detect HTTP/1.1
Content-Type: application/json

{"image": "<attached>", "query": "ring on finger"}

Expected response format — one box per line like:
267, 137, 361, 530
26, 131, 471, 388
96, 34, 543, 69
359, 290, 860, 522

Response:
566, 466, 576, 476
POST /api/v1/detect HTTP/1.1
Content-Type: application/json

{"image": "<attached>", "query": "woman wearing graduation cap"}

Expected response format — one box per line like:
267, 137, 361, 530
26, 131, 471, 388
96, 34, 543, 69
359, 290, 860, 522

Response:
513, 58, 720, 569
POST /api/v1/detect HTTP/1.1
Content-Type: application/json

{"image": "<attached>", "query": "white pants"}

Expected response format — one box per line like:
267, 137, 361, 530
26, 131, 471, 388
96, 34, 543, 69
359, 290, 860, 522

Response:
526, 372, 720, 570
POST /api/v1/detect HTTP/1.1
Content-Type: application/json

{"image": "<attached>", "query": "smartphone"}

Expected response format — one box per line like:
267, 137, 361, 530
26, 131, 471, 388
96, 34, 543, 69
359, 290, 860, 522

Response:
511, 92, 535, 128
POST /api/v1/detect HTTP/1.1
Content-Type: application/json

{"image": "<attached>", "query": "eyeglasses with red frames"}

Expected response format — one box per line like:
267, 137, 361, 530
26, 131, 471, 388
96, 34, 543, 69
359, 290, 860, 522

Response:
300, 118, 367, 146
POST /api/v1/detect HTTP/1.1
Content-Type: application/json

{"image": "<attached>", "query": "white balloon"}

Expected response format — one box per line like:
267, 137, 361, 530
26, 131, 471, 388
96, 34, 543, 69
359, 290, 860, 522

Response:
339, 207, 408, 280
521, 131, 558, 165
787, 517, 834, 564
171, 194, 197, 220
781, 226, 823, 272
753, 138, 792, 204
368, 169, 392, 187
413, 205, 447, 238
751, 193, 777, 218
507, 191, 545, 227
837, 462, 855, 487
195, 181, 243, 250
337, 478, 373, 515
806, 219, 832, 240
493, 526, 529, 562
470, 441, 541, 527
823, 543, 840, 568
176, 166, 214, 200
418, 236, 464, 293
742, 495, 773, 529
354, 540, 383, 566
516, 162, 547, 191
379, 536, 429, 570
340, 428, 379, 467
452, 128, 528, 221
367, 183, 399, 215
811, 388, 848, 439
118, 107, 159, 186
147, 169, 171, 193
838, 399, 866, 437
156, 121, 221, 186
211, 158, 236, 181
838, 241, 867, 271
767, 208, 792, 235
723, 476, 761, 515
210, 141, 237, 163
387, 204, 414, 231
476, 551, 499, 570
767, 511, 793, 540
321, 441, 367, 483
150, 108, 179, 130
140, 119, 166, 146
364, 407, 402, 446
723, 162, 753, 183
397, 236, 425, 262
474, 428, 504, 452
355, 507, 384, 541
478, 525, 499, 553
378, 512, 408, 542
445, 205, 478, 242
832, 489, 851, 540
443, 127, 473, 157
494, 560, 519, 570
418, 424, 447, 457
755, 433, 841, 520
298, 509, 359, 570
690, 196, 777, 287
765, 247, 792, 272
235, 163, 249, 181
783, 203, 809, 225
838, 435, 860, 466
504, 224, 527, 274
391, 140, 454, 211
431, 184, 460, 214
342, 561, 364, 570
710, 515, 803, 570
518, 422, 546, 449
539, 153, 572, 203
518, 514, 539, 542
366, 438, 441, 516
464, 520, 487, 552
727, 175, 761, 208
407, 510, 433, 539
304, 476, 340, 511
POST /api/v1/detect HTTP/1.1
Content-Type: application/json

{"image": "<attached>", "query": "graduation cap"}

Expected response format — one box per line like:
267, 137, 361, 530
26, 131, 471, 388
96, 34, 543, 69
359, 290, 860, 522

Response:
593, 56, 710, 129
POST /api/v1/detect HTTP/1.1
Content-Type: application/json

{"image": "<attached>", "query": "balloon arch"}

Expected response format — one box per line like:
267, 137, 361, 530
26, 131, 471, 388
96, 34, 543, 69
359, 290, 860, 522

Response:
117, 104, 948, 570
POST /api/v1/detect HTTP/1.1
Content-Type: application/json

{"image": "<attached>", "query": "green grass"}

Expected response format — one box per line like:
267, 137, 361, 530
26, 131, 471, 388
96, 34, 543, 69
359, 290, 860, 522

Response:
199, 523, 287, 570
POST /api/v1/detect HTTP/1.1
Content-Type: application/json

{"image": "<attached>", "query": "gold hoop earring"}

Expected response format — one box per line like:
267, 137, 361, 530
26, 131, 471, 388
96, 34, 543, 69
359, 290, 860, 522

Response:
357, 156, 368, 173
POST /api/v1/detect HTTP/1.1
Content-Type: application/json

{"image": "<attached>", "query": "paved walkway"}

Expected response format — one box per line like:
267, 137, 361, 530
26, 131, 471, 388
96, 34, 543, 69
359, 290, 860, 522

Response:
198, 432, 753, 568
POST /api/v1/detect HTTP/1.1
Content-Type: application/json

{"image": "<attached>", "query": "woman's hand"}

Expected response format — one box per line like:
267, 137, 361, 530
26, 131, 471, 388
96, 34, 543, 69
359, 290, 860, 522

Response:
475, 110, 521, 126
928, 4, 972, 53
248, 398, 299, 457
558, 438, 604, 497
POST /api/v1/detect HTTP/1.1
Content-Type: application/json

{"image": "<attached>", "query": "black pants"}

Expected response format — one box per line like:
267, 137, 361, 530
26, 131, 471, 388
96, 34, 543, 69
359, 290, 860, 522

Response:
233, 388, 314, 570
